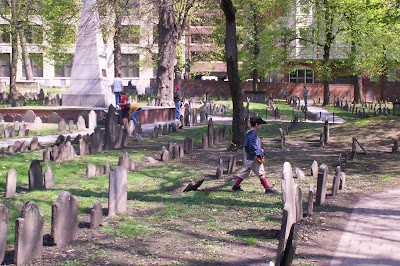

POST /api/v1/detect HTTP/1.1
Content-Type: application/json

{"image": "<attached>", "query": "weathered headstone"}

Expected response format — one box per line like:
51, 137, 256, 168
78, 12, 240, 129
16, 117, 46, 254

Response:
90, 200, 103, 229
104, 161, 110, 175
5, 124, 14, 138
294, 167, 305, 179
279, 128, 285, 149
339, 172, 346, 190
23, 110, 36, 123
108, 166, 127, 216
183, 178, 205, 192
28, 160, 43, 190
95, 165, 105, 176
227, 155, 236, 174
295, 184, 303, 222
281, 162, 297, 240
207, 118, 214, 147
172, 144, 179, 159
29, 137, 39, 151
4, 114, 14, 122
118, 151, 135, 171
307, 185, 314, 216
179, 144, 185, 158
90, 127, 104, 154
48, 112, 61, 123
311, 160, 318, 178
79, 137, 90, 156
51, 191, 78, 246
87, 164, 97, 177
332, 166, 341, 196
14, 201, 43, 266
55, 134, 66, 146
5, 169, 17, 198
58, 119, 67, 132
44, 166, 55, 189
184, 137, 194, 154
88, 110, 97, 129
323, 120, 329, 145
104, 105, 123, 150
216, 158, 223, 179
43, 146, 51, 162
77, 115, 86, 130
67, 119, 75, 132
280, 223, 300, 266
276, 203, 290, 265
18, 123, 26, 137
160, 146, 170, 162
0, 204, 9, 264
128, 120, 134, 137
202, 133, 208, 149
14, 114, 23, 122
316, 164, 328, 205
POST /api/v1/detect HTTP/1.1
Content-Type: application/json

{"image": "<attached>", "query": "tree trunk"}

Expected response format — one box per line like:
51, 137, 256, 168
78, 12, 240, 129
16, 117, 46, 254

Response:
9, 11, 18, 100
19, 29, 34, 80
113, 8, 122, 76
353, 75, 362, 103
252, 8, 259, 92
221, 0, 245, 147
156, 1, 177, 106
378, 71, 388, 101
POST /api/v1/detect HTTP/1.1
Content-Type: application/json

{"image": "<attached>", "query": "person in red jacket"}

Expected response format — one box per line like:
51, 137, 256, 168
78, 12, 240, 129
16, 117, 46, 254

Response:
118, 91, 129, 128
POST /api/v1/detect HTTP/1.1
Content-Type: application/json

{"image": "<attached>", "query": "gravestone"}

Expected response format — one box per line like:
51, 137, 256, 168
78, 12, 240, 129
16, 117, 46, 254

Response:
68, 119, 75, 132
216, 158, 223, 179
227, 155, 236, 174
29, 117, 42, 130
207, 118, 214, 147
311, 160, 318, 178
172, 144, 179, 159
28, 160, 43, 190
339, 172, 346, 190
29, 137, 39, 151
276, 203, 290, 265
184, 137, 194, 154
48, 112, 61, 123
0, 204, 8, 264
62, 0, 113, 107
5, 169, 17, 198
14, 114, 23, 122
44, 166, 55, 189
90, 127, 104, 154
51, 191, 78, 246
88, 110, 97, 129
202, 133, 208, 149
7, 145, 15, 155
281, 162, 296, 240
55, 135, 66, 146
40, 115, 48, 123
18, 123, 26, 137
23, 110, 36, 123
104, 161, 110, 175
14, 201, 43, 266
95, 165, 105, 176
323, 120, 329, 145
280, 223, 300, 266
118, 151, 135, 171
86, 164, 96, 177
108, 166, 127, 216
104, 105, 123, 150
43, 146, 51, 162
332, 166, 341, 196
279, 128, 285, 148
160, 146, 170, 162
79, 138, 90, 156
316, 164, 328, 205
179, 144, 185, 158
307, 185, 314, 216
295, 184, 303, 222
5, 124, 14, 138
4, 114, 14, 122
58, 119, 67, 132
294, 167, 305, 179
77, 115, 86, 130
162, 124, 168, 135
183, 178, 204, 192
90, 200, 103, 229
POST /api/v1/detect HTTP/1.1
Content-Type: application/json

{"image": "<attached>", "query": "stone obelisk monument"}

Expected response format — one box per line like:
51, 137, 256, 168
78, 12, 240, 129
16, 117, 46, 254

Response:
62, 0, 114, 107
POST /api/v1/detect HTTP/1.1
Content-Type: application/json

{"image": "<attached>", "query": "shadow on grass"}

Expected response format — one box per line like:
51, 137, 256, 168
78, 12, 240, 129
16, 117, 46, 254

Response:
227, 229, 280, 240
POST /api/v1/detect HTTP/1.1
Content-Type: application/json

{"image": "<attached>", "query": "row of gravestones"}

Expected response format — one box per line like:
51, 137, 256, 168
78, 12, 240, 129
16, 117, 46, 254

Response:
2, 136, 43, 156
334, 98, 397, 118
215, 155, 237, 179
275, 160, 346, 265
151, 122, 177, 139
0, 122, 30, 139
160, 137, 194, 162
203, 118, 231, 149
0, 163, 129, 265
199, 101, 229, 117
57, 111, 97, 133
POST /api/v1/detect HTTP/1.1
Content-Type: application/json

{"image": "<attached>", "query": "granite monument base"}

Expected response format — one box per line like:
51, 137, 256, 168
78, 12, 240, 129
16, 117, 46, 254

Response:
62, 93, 113, 107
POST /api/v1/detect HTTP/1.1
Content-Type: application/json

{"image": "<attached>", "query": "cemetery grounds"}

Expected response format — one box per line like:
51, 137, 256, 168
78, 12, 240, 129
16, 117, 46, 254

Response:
0, 99, 399, 265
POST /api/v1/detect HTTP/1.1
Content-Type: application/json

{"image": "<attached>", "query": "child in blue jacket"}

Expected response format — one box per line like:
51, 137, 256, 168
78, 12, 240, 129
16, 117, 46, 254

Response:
232, 116, 278, 193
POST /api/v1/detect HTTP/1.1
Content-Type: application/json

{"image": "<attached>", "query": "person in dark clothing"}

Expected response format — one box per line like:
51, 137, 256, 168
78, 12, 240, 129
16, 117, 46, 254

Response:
232, 116, 278, 194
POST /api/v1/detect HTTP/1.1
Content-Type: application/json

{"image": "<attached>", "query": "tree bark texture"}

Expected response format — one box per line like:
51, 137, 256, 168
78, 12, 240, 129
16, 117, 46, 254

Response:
322, 1, 333, 106
353, 75, 362, 103
113, 7, 122, 76
19, 28, 34, 80
9, 2, 18, 100
221, 0, 245, 147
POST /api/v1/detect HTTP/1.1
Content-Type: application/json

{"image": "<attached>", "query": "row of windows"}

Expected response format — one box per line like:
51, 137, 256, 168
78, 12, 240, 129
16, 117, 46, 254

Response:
0, 53, 140, 78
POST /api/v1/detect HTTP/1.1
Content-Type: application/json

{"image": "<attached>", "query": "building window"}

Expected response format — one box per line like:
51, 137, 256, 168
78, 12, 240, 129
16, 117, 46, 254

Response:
121, 54, 139, 77
290, 69, 313, 83
24, 25, 43, 44
121, 25, 140, 44
0, 25, 10, 43
22, 53, 43, 77
0, 53, 10, 77
54, 54, 74, 77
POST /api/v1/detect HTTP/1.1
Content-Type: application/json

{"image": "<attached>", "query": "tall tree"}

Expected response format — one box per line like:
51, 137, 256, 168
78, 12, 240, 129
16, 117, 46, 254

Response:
221, 0, 245, 147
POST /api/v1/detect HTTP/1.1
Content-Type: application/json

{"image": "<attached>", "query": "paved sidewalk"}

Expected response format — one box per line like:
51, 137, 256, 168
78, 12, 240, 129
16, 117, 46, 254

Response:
331, 188, 400, 265
306, 106, 345, 124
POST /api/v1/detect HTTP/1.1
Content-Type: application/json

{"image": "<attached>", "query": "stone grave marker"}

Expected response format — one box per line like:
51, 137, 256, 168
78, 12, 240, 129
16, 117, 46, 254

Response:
40, 115, 48, 123
392, 140, 398, 153
183, 178, 204, 192
280, 223, 300, 266
0, 204, 8, 264
88, 110, 97, 129
29, 137, 39, 151
295, 184, 303, 222
23, 110, 36, 123
79, 137, 90, 156
13, 141, 22, 153
5, 124, 14, 138
307, 185, 314, 216
55, 135, 66, 146
276, 203, 290, 265
43, 146, 51, 162
227, 155, 236, 174
294, 167, 305, 179
18, 123, 26, 137
90, 127, 104, 154
179, 144, 185, 158
202, 133, 208, 149
28, 160, 43, 190
104, 105, 123, 150
184, 137, 194, 154
77, 115, 86, 130
332, 166, 341, 196
90, 200, 103, 229
58, 119, 67, 132
160, 146, 170, 162
281, 162, 297, 240
44, 166, 55, 189
95, 165, 105, 176
207, 118, 214, 147
87, 164, 97, 177
136, 121, 142, 134
118, 151, 135, 171
5, 169, 17, 198
311, 160, 318, 178
48, 112, 61, 123
316, 164, 328, 205
108, 166, 127, 216
216, 158, 223, 179
14, 201, 43, 266
128, 120, 134, 137
104, 161, 110, 175
67, 119, 74, 132
339, 172, 346, 190
51, 191, 78, 246
172, 144, 179, 159
14, 114, 23, 122
4, 114, 14, 122
279, 128, 285, 148
7, 145, 15, 155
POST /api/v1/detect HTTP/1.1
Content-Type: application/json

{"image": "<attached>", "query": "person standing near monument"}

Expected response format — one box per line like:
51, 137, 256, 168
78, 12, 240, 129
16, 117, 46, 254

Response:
302, 85, 309, 107
174, 85, 183, 120
112, 73, 123, 106
118, 91, 129, 128
232, 116, 278, 194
